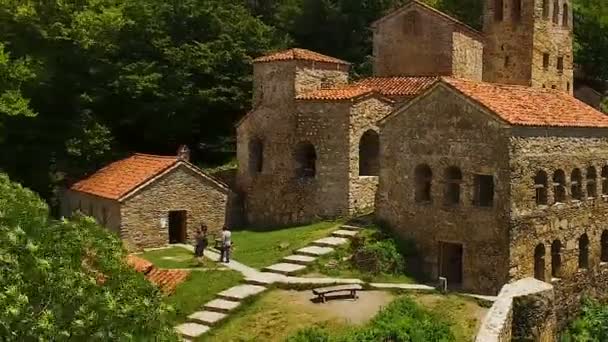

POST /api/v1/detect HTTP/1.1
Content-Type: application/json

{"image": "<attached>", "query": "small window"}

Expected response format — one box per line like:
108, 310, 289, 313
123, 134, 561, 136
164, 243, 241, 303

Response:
534, 170, 548, 205
249, 137, 264, 175
359, 130, 380, 176
534, 244, 545, 281
495, 0, 504, 21
571, 168, 583, 200
551, 85, 557, 89
542, 0, 550, 19
543, 53, 550, 69
578, 233, 590, 269
444, 167, 462, 206
295, 142, 317, 179
474, 174, 494, 207
601, 231, 608, 262
512, 0, 522, 22
551, 240, 562, 278
557, 57, 564, 73
504, 55, 510, 67
587, 166, 597, 198
602, 166, 608, 195
553, 169, 566, 203
567, 82, 570, 92
553, 0, 560, 25
562, 3, 569, 27
415, 164, 433, 203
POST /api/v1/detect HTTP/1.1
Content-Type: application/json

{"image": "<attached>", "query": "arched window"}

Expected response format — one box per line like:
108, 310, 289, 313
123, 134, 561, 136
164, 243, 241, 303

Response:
553, 170, 566, 203
551, 240, 562, 278
248, 137, 264, 175
587, 166, 597, 198
404, 11, 422, 35
295, 142, 316, 179
534, 243, 545, 281
444, 167, 462, 206
571, 168, 583, 200
601, 231, 608, 262
495, 0, 504, 21
553, 0, 560, 25
602, 166, 608, 195
562, 3, 569, 27
415, 164, 432, 203
534, 170, 548, 205
358, 130, 379, 176
512, 0, 522, 22
579, 233, 590, 269
542, 0, 550, 19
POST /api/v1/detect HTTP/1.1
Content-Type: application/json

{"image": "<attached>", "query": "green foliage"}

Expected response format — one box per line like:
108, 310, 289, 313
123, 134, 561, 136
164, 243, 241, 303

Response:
562, 298, 608, 341
350, 224, 414, 276
286, 297, 455, 342
0, 173, 177, 340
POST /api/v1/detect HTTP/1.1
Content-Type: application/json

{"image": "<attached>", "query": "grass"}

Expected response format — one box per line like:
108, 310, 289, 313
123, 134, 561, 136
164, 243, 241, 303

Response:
165, 269, 243, 324
230, 221, 342, 268
199, 290, 350, 342
139, 247, 216, 269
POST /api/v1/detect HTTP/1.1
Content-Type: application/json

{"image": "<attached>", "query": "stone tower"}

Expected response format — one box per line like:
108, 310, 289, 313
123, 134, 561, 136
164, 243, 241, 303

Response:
483, 0, 573, 94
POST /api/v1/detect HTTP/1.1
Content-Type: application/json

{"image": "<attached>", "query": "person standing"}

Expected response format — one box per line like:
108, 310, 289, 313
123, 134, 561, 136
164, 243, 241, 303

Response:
194, 224, 208, 263
220, 226, 232, 263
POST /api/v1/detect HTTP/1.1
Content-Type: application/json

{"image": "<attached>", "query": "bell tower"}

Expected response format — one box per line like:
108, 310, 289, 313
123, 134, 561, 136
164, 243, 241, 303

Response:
483, 0, 573, 94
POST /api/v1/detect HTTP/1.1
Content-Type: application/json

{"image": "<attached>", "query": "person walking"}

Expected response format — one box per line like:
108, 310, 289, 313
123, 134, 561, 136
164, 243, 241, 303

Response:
194, 224, 208, 264
220, 226, 232, 263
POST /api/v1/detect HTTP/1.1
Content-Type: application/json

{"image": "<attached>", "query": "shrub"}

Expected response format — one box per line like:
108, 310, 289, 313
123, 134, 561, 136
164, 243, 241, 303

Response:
287, 327, 331, 342
0, 173, 177, 340
562, 298, 608, 341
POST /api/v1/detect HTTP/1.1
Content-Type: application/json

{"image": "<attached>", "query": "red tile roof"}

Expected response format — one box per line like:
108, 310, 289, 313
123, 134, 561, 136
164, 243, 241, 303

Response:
443, 77, 608, 128
127, 254, 154, 274
127, 255, 190, 295
71, 154, 178, 200
296, 85, 375, 101
354, 76, 439, 97
254, 48, 350, 65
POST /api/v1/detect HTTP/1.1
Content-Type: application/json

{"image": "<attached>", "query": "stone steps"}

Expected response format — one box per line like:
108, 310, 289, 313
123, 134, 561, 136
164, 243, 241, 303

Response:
217, 284, 267, 301
263, 262, 307, 275
295, 246, 335, 257
175, 322, 210, 340
341, 225, 364, 231
204, 298, 241, 313
188, 310, 227, 326
331, 229, 359, 239
282, 254, 317, 265
311, 237, 348, 248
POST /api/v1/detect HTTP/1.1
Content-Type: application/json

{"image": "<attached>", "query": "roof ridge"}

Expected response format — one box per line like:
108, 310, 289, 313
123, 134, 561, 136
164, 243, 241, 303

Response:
254, 48, 350, 65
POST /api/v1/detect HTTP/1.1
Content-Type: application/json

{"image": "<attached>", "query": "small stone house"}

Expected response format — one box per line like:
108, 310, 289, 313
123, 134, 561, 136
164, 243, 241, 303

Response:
63, 152, 232, 249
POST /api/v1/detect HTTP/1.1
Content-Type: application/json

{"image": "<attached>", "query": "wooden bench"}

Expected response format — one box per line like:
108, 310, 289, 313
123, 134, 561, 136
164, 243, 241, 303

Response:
312, 284, 363, 303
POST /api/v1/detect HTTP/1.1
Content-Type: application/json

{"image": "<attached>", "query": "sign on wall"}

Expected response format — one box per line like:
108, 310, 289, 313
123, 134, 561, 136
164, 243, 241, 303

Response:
160, 217, 168, 229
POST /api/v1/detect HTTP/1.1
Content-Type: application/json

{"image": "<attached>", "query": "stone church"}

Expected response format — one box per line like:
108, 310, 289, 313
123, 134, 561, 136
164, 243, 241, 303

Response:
237, 0, 608, 320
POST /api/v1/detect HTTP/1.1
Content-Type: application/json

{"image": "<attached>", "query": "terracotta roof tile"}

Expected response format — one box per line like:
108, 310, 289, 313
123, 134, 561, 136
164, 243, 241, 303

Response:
443, 77, 608, 128
254, 48, 350, 65
71, 154, 178, 200
354, 76, 439, 97
146, 268, 191, 294
127, 255, 154, 274
296, 85, 375, 101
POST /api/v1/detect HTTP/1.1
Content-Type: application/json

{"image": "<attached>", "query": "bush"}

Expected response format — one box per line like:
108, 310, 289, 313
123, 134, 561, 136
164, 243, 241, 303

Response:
286, 297, 455, 342
350, 223, 414, 276
562, 298, 608, 341
0, 173, 177, 341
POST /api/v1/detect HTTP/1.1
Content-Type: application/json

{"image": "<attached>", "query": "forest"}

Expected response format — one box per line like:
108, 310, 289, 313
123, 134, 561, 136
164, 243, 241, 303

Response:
0, 0, 607, 207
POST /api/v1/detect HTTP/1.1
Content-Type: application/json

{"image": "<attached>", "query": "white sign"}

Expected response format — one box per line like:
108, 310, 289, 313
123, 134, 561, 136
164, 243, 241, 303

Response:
160, 217, 168, 229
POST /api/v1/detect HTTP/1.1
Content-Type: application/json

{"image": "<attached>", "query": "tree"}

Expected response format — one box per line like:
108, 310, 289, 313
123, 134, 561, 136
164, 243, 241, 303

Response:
0, 173, 178, 340
573, 0, 608, 82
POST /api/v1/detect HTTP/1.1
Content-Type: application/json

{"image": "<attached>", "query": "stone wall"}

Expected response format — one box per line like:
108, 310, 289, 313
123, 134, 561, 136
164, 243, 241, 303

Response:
452, 31, 483, 81
476, 278, 556, 342
63, 190, 121, 234
509, 134, 608, 327
121, 165, 229, 249
372, 4, 482, 78
377, 85, 512, 294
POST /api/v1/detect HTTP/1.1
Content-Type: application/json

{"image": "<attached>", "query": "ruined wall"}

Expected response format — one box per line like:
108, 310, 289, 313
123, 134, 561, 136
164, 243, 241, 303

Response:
377, 85, 512, 295
509, 133, 608, 327
63, 190, 121, 233
121, 166, 229, 249
372, 6, 482, 78
348, 97, 394, 214
452, 31, 484, 81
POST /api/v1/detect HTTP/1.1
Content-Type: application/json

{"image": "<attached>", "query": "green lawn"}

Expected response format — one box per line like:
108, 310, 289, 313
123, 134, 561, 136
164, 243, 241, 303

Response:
139, 247, 216, 269
230, 221, 342, 268
165, 270, 243, 324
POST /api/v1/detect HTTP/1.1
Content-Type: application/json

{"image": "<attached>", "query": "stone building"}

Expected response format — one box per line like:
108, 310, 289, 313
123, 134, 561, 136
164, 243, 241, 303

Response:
376, 76, 608, 301
63, 151, 232, 250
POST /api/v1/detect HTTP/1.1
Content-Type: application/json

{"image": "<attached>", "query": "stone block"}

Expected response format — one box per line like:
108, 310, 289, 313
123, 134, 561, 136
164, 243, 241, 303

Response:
175, 322, 210, 339
295, 246, 335, 257
331, 229, 359, 238
283, 254, 317, 265
217, 284, 267, 301
340, 225, 364, 231
204, 298, 240, 313
263, 262, 307, 275
188, 310, 227, 326
311, 237, 348, 247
